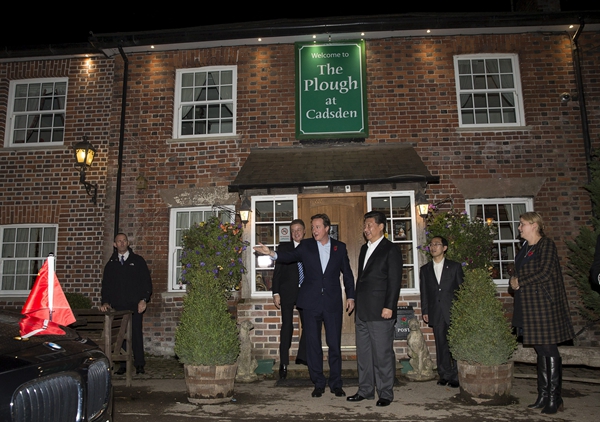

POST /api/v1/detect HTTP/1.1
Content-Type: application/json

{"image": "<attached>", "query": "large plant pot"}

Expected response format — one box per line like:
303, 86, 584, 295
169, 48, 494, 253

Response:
184, 363, 238, 404
457, 360, 513, 399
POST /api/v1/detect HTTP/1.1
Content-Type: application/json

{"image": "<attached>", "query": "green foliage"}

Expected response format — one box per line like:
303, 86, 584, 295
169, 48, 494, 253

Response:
566, 152, 600, 323
64, 292, 92, 309
448, 268, 517, 365
419, 207, 497, 271
175, 217, 249, 366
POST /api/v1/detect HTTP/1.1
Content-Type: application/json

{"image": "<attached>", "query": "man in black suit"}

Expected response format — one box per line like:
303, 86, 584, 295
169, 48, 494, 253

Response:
347, 211, 402, 407
255, 213, 355, 398
419, 235, 464, 388
272, 219, 307, 380
590, 234, 600, 286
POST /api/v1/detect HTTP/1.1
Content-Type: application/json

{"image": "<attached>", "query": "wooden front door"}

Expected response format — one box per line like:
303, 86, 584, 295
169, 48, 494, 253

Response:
298, 193, 366, 353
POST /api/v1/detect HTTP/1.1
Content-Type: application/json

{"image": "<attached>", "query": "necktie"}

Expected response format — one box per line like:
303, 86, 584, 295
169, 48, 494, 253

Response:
120, 255, 125, 265
298, 262, 304, 287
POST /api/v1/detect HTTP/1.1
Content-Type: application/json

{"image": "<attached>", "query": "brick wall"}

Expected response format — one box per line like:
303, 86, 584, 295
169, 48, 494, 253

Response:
0, 57, 114, 309
2, 28, 599, 360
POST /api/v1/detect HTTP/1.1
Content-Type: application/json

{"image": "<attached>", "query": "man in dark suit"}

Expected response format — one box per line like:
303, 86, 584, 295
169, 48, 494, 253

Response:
419, 235, 464, 388
272, 219, 307, 380
347, 211, 402, 407
255, 213, 355, 398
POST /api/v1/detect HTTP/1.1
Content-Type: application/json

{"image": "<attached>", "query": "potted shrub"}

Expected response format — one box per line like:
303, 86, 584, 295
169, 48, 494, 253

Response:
419, 207, 516, 400
174, 217, 248, 404
448, 268, 518, 400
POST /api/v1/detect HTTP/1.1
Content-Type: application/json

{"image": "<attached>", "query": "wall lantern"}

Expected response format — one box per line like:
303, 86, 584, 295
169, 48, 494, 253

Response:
415, 192, 429, 220
239, 197, 252, 228
486, 217, 494, 227
73, 136, 98, 204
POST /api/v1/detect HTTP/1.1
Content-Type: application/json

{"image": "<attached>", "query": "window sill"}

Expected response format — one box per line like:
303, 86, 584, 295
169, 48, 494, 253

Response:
167, 133, 242, 143
455, 125, 532, 133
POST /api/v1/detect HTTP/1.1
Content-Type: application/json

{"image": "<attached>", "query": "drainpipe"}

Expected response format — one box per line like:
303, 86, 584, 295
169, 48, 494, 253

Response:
114, 46, 129, 237
571, 18, 592, 184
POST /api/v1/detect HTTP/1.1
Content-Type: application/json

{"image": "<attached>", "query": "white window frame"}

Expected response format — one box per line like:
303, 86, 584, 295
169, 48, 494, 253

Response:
167, 205, 235, 292
250, 195, 298, 298
367, 191, 420, 294
173, 66, 237, 139
465, 198, 534, 285
4, 78, 68, 147
1, 224, 58, 296
454, 54, 525, 128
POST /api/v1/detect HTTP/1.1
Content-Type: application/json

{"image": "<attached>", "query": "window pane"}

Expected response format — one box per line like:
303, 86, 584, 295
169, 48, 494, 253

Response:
176, 67, 236, 137
275, 200, 294, 221
455, 55, 521, 127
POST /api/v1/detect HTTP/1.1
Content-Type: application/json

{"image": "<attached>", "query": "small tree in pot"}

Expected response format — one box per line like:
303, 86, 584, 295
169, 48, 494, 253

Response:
175, 217, 248, 404
448, 268, 518, 400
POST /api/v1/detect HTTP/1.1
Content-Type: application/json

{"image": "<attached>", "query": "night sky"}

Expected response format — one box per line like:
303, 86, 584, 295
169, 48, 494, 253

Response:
0, 2, 595, 49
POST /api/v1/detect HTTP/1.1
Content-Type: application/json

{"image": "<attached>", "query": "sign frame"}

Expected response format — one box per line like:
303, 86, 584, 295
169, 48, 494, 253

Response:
295, 40, 368, 140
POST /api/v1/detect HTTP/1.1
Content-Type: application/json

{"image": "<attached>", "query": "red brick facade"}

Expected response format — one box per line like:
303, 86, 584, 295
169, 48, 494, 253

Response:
1, 26, 599, 361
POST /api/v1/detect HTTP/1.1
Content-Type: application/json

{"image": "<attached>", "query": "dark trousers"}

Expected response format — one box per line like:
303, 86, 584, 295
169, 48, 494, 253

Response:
432, 318, 457, 382
302, 307, 343, 390
119, 310, 146, 368
355, 316, 396, 401
279, 303, 306, 365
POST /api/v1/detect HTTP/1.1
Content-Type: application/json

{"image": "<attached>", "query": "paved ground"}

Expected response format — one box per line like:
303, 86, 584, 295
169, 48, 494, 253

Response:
111, 357, 600, 421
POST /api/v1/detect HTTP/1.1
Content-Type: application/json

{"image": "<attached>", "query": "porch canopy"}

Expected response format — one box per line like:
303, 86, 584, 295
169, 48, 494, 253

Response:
229, 143, 439, 193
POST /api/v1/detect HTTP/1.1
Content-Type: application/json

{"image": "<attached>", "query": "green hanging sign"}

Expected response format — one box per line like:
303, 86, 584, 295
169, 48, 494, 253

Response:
295, 40, 368, 139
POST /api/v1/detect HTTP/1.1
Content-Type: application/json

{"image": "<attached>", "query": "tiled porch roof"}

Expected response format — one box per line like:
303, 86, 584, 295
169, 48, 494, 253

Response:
229, 143, 439, 192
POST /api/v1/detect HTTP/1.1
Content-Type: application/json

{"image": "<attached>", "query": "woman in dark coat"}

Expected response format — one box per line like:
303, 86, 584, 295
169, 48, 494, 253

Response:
510, 212, 574, 415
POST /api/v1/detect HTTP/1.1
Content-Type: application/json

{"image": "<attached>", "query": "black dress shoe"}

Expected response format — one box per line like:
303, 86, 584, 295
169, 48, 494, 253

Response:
136, 365, 145, 374
448, 380, 460, 388
437, 379, 449, 386
114, 366, 126, 375
347, 393, 367, 402
376, 398, 391, 407
311, 387, 325, 397
331, 387, 346, 397
295, 358, 308, 366
279, 363, 288, 379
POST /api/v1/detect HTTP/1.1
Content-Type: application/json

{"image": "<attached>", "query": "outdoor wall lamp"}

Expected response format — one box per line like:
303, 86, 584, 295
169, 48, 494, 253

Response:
73, 136, 98, 204
415, 192, 430, 220
486, 217, 494, 226
239, 197, 252, 228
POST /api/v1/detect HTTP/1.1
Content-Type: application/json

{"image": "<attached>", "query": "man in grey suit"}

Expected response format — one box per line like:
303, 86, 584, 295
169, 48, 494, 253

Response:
419, 235, 464, 388
347, 211, 402, 407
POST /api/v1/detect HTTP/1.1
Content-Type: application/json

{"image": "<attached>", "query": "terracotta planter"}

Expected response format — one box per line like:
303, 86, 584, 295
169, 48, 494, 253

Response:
184, 362, 238, 404
457, 360, 513, 398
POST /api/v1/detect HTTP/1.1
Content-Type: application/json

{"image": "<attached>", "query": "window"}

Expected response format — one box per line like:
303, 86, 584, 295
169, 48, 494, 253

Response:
1, 225, 58, 295
368, 192, 420, 291
174, 66, 236, 138
168, 206, 235, 291
454, 54, 525, 127
5, 78, 67, 146
251, 195, 297, 297
466, 198, 533, 284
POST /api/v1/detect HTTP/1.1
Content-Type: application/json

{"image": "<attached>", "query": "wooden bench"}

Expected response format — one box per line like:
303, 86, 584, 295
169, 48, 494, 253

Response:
72, 309, 133, 386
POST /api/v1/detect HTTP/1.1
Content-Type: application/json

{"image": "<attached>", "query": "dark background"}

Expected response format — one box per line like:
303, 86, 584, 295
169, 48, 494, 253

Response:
1, 2, 595, 49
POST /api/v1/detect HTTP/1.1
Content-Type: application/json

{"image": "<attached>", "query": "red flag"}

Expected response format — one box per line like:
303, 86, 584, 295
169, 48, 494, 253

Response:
19, 257, 76, 337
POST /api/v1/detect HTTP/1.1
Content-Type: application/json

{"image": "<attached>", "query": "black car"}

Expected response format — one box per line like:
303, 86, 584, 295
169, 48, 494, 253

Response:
0, 311, 112, 422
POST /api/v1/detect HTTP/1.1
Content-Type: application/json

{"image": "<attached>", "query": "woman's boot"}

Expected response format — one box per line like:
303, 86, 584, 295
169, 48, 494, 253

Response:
528, 355, 549, 409
541, 356, 564, 414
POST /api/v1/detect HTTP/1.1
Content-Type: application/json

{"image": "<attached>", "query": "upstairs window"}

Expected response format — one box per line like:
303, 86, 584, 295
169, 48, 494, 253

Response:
454, 54, 525, 128
174, 66, 236, 138
5, 78, 67, 146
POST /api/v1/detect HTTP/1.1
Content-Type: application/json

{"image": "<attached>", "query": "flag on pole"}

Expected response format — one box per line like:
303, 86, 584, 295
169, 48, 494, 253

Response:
19, 254, 76, 337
